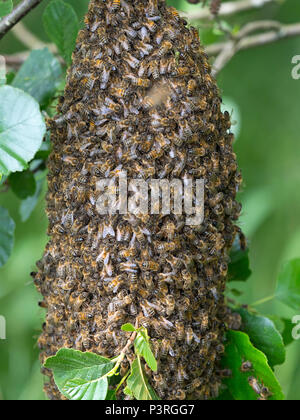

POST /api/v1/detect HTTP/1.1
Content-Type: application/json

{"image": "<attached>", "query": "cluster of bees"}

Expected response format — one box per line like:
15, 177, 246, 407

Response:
35, 0, 242, 400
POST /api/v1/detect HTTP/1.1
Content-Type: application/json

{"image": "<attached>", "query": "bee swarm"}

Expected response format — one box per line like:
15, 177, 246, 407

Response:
34, 0, 241, 400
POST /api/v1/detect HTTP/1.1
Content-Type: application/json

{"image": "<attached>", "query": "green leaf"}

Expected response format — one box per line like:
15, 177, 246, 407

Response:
237, 308, 286, 367
106, 390, 117, 400
43, 0, 79, 66
121, 323, 136, 332
266, 316, 294, 347
221, 331, 284, 400
34, 136, 52, 160
0, 0, 12, 18
134, 332, 157, 372
0, 86, 46, 176
123, 386, 134, 397
275, 259, 300, 310
19, 172, 45, 222
9, 170, 36, 199
44, 349, 115, 400
228, 237, 252, 282
0, 206, 15, 267
12, 49, 62, 108
127, 357, 159, 401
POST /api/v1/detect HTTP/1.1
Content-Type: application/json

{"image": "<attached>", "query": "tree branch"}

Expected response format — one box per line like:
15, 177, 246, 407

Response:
183, 0, 278, 21
0, 0, 44, 40
208, 21, 300, 76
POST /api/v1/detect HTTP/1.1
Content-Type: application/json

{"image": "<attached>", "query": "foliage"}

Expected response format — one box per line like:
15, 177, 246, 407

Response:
12, 49, 62, 109
221, 331, 284, 401
0, 206, 15, 267
43, 0, 79, 66
0, 0, 12, 18
0, 86, 45, 176
45, 325, 159, 401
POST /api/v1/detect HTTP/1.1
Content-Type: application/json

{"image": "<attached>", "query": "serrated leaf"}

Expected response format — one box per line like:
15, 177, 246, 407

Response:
127, 357, 159, 401
237, 308, 285, 367
0, 206, 15, 267
43, 0, 79, 66
0, 0, 12, 17
121, 323, 136, 332
12, 49, 62, 108
44, 349, 115, 400
9, 170, 36, 199
134, 333, 157, 372
275, 259, 300, 310
0, 86, 46, 176
221, 331, 284, 400
228, 237, 252, 282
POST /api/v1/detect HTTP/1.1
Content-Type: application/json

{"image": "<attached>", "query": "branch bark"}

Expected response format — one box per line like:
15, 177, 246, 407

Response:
0, 0, 44, 40
208, 21, 300, 76
183, 0, 278, 21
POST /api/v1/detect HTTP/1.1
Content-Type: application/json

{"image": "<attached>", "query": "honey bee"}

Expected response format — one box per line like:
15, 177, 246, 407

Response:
143, 272, 154, 290
139, 260, 160, 272
187, 79, 197, 96
199, 311, 209, 333
260, 386, 272, 400
157, 41, 172, 58
241, 361, 253, 373
143, 96, 155, 109
153, 373, 164, 388
147, 0, 158, 16
81, 330, 91, 350
126, 75, 151, 88
186, 327, 194, 345
110, 0, 120, 11
118, 34, 130, 51
105, 275, 125, 293
172, 66, 190, 77
111, 86, 127, 98
175, 321, 185, 340
248, 376, 262, 395
68, 292, 87, 311
120, 360, 129, 377
136, 40, 153, 57
174, 389, 186, 400
144, 19, 157, 33
187, 378, 203, 392
141, 300, 155, 318
124, 53, 140, 69
156, 240, 179, 253
119, 247, 137, 259
129, 303, 138, 316
165, 295, 175, 316
178, 365, 188, 384
146, 61, 159, 81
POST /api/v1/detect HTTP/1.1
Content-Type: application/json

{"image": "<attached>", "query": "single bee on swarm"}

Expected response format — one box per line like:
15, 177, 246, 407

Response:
36, 0, 242, 400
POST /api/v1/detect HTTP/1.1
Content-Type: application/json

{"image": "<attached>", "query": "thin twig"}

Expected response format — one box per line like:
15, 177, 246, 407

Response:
209, 21, 300, 75
0, 0, 44, 40
11, 22, 57, 53
183, 0, 278, 21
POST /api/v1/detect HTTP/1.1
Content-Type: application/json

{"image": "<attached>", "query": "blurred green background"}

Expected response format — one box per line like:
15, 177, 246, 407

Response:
0, 0, 300, 400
